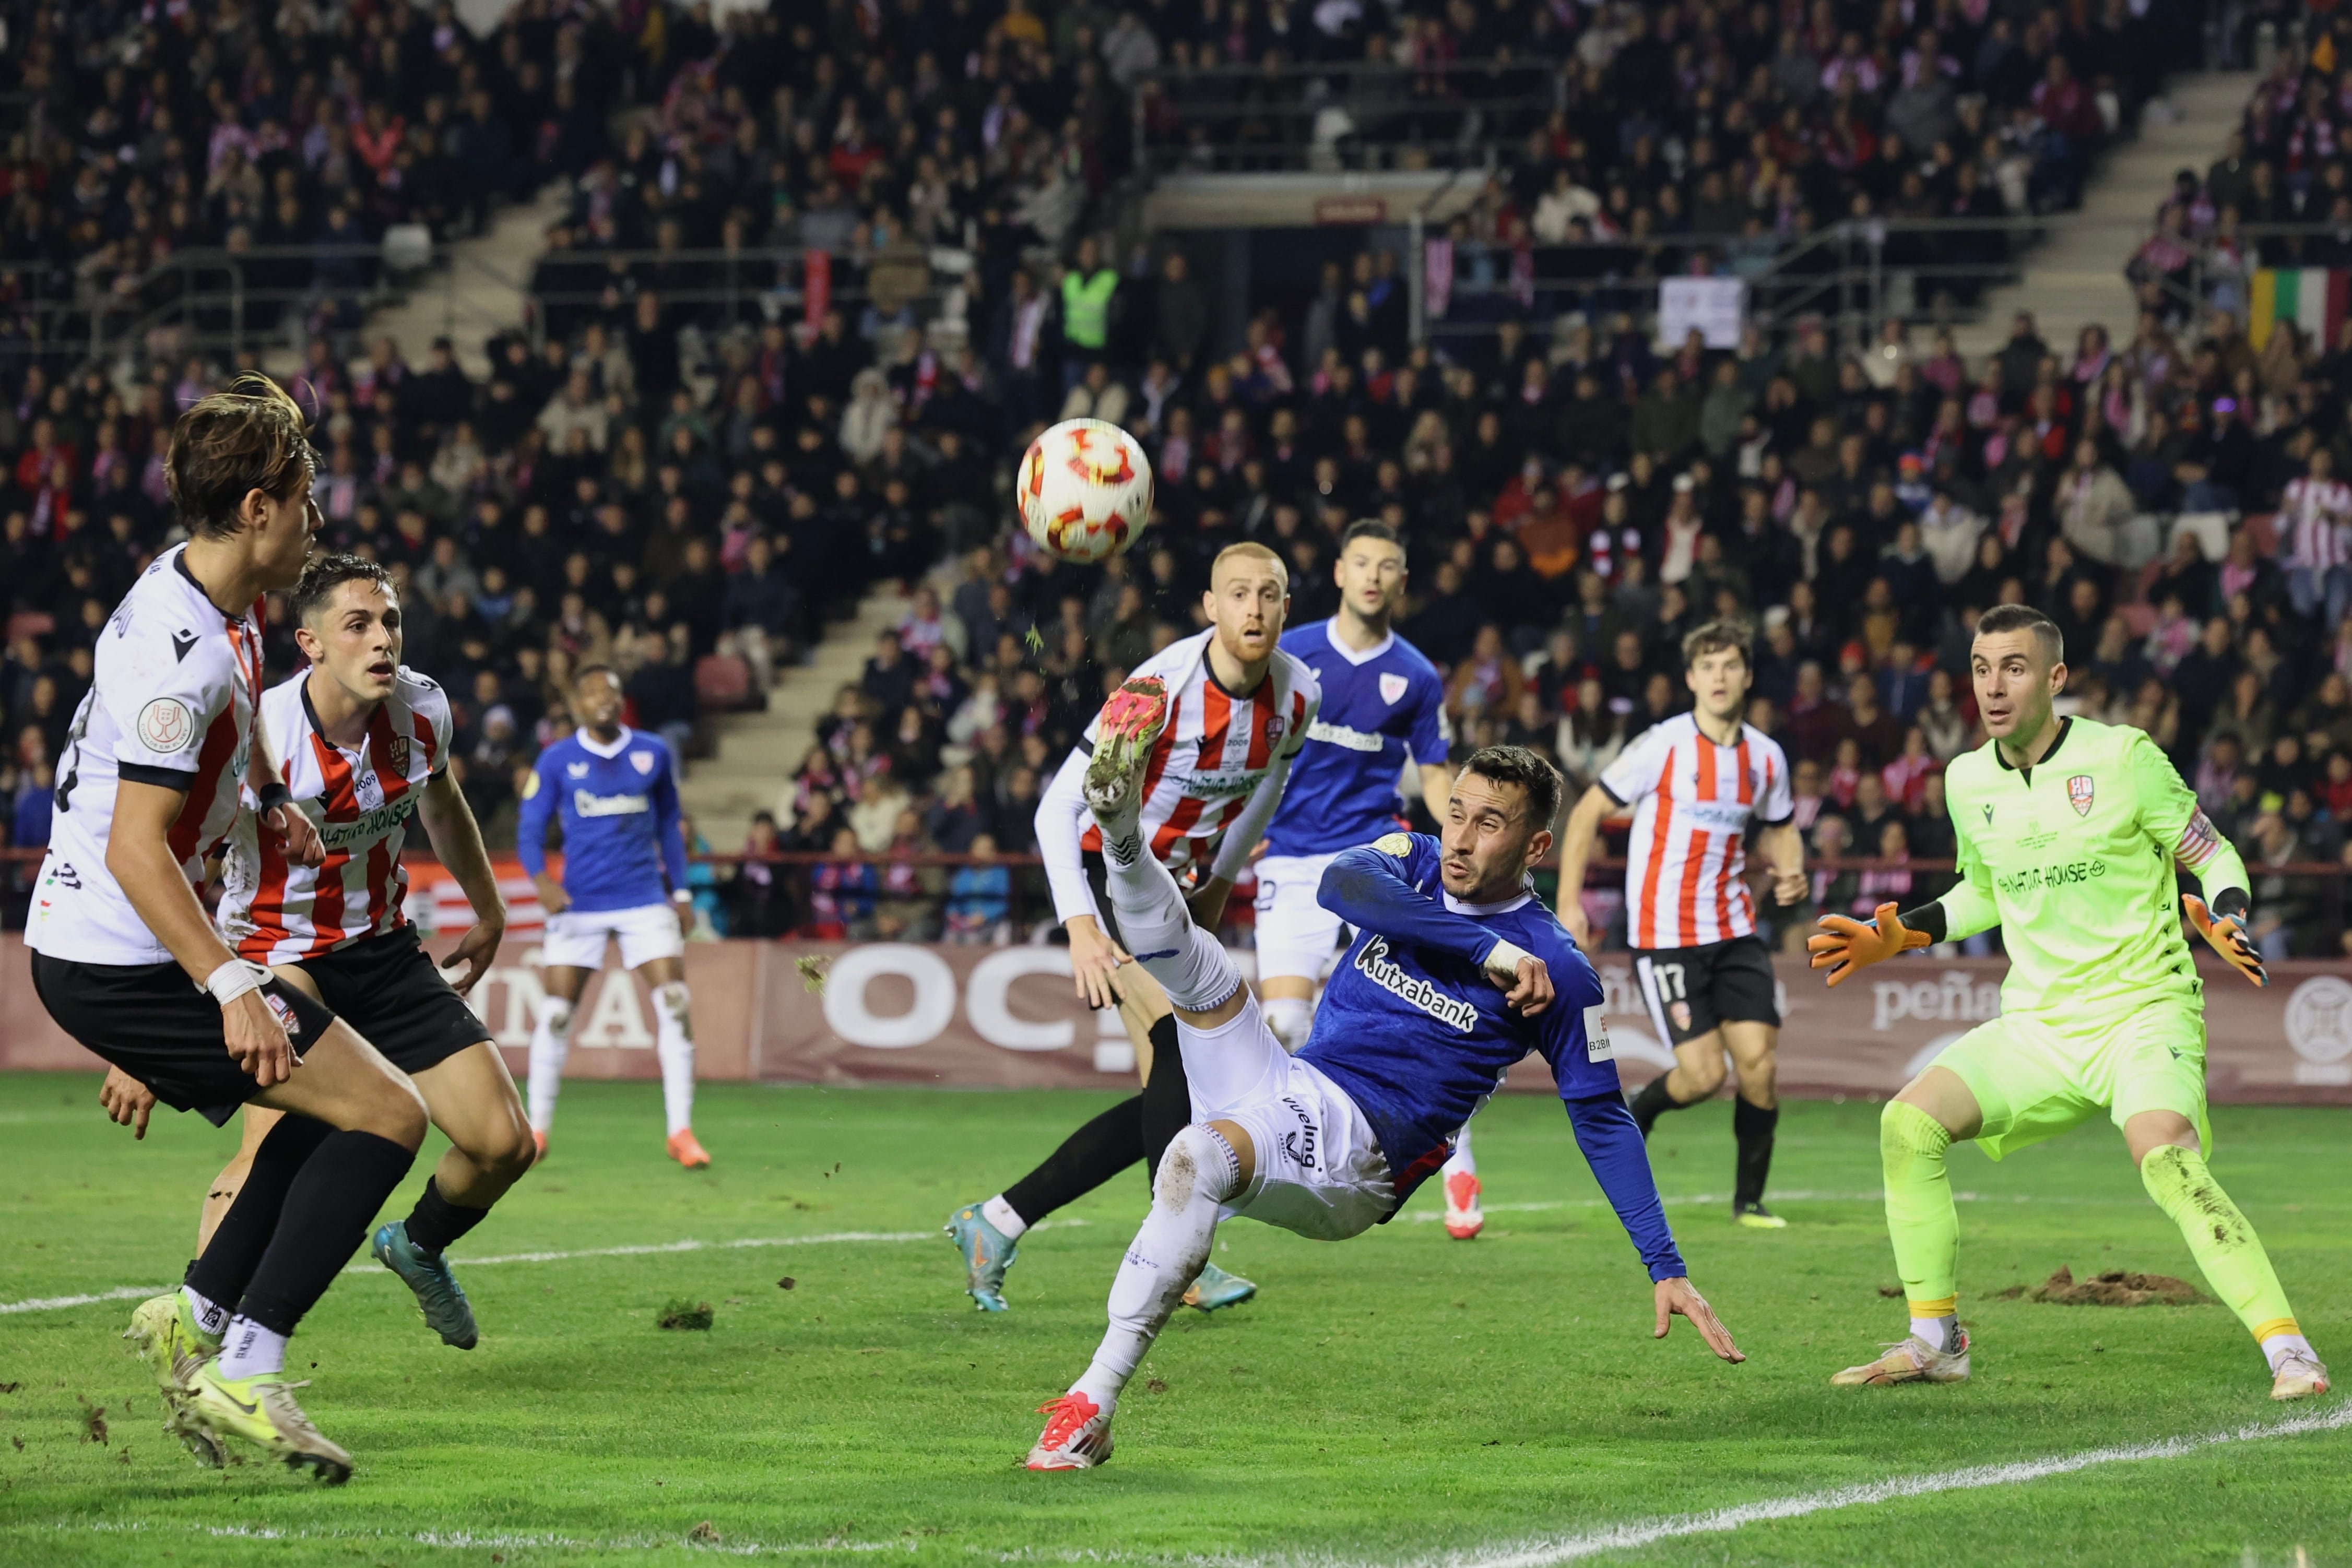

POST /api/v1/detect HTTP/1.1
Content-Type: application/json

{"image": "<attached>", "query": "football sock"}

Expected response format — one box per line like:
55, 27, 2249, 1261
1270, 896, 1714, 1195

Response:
216, 1316, 289, 1381
1073, 1122, 1240, 1412
1732, 1096, 1778, 1209
1094, 827, 1239, 1013
1880, 1100, 1959, 1332
234, 1130, 416, 1337
2261, 1332, 2318, 1373
1443, 1121, 1476, 1180
1628, 1074, 1688, 1136
526, 996, 576, 1132
403, 1177, 491, 1256
1910, 1315, 1956, 1353
1138, 1016, 1191, 1182
653, 981, 695, 1136
979, 1194, 1029, 1240
2138, 1144, 2301, 1351
184, 1112, 334, 1311
1001, 1097, 1144, 1229
1262, 995, 1313, 1051
180, 1284, 228, 1338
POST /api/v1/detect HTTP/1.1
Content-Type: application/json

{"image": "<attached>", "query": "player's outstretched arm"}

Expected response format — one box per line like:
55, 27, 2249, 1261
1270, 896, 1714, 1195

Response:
1563, 1094, 1740, 1360
1319, 841, 1553, 1012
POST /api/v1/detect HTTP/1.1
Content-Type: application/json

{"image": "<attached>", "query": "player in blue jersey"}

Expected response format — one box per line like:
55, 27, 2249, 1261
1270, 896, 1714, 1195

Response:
1258, 520, 1493, 1234
516, 664, 708, 1167
1023, 704, 1744, 1470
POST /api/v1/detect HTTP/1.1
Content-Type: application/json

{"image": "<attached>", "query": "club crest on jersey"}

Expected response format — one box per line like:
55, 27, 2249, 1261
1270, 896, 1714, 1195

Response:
386, 734, 409, 776
631, 751, 655, 774
137, 697, 195, 753
566, 761, 589, 778
2067, 774, 2095, 816
1379, 672, 1409, 705
1262, 714, 1286, 747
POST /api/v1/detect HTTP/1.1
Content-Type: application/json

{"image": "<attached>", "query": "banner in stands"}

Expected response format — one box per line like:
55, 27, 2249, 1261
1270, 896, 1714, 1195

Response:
4, 942, 2347, 1107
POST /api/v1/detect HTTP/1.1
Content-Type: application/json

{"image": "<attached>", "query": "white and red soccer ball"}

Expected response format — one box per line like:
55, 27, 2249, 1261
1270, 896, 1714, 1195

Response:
1017, 418, 1153, 564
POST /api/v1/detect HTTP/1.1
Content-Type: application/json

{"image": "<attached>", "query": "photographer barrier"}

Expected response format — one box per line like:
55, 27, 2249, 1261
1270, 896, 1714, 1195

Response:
3, 941, 2345, 1106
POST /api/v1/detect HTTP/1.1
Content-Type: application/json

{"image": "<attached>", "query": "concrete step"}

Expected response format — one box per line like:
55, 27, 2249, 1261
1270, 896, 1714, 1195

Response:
680, 590, 911, 849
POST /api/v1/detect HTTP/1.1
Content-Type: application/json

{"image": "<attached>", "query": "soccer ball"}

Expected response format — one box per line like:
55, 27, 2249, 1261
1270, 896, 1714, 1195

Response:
1017, 418, 1153, 564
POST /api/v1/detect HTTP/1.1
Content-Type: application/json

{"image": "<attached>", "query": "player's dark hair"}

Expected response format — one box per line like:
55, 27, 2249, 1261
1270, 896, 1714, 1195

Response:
1340, 518, 1403, 558
1681, 617, 1754, 672
166, 374, 317, 539
288, 553, 392, 626
1975, 603, 2064, 665
1462, 745, 1564, 833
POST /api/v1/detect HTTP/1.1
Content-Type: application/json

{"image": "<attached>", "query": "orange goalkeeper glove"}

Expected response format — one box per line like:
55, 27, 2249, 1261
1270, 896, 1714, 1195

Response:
1807, 902, 1932, 988
2182, 894, 2267, 988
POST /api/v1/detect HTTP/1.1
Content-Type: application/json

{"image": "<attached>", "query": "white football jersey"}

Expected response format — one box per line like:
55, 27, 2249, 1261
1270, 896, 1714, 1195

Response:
1599, 713, 1795, 951
29, 545, 266, 966
218, 668, 452, 962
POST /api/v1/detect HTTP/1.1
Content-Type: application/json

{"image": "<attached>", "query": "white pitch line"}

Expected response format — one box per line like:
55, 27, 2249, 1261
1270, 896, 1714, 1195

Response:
1356, 1402, 2352, 1568
0, 1220, 1092, 1315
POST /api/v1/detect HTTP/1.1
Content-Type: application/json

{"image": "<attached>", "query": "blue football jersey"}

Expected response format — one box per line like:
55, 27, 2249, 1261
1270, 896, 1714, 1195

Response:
1265, 620, 1449, 856
1298, 833, 1617, 1186
515, 726, 689, 913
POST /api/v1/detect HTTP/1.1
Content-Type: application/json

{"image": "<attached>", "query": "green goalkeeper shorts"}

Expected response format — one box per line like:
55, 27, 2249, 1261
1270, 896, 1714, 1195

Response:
1930, 994, 2212, 1162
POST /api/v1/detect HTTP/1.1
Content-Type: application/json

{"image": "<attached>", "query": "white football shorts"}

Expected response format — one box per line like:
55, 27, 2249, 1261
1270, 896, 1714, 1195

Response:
1178, 992, 1396, 1241
540, 902, 685, 971
1251, 851, 1350, 985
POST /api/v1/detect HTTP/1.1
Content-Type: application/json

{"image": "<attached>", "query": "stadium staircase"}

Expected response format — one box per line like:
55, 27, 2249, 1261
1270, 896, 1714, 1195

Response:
678, 590, 913, 851
1952, 72, 2253, 357
368, 187, 573, 378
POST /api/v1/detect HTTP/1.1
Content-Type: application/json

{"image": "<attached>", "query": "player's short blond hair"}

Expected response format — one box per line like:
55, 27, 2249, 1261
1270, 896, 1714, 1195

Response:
166, 374, 316, 540
1210, 540, 1288, 589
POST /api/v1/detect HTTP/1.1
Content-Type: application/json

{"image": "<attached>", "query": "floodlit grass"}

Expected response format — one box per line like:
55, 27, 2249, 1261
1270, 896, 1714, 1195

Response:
1, 1073, 2345, 1566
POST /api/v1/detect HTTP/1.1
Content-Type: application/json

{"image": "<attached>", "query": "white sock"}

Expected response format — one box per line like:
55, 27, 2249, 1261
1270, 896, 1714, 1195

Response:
1443, 1121, 1476, 1180
980, 1194, 1029, 1240
217, 1315, 288, 1380
526, 996, 575, 1132
653, 981, 695, 1136
1071, 1123, 1240, 1412
1095, 833, 1238, 1012
1911, 1316, 1955, 1352
2262, 1331, 2316, 1372
1262, 996, 1313, 1051
180, 1285, 228, 1338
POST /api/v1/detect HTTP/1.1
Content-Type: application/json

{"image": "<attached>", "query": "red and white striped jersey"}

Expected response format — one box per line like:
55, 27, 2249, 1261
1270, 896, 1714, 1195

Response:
1039, 627, 1319, 924
2279, 475, 2352, 572
1599, 714, 1794, 951
30, 545, 266, 966
218, 667, 452, 963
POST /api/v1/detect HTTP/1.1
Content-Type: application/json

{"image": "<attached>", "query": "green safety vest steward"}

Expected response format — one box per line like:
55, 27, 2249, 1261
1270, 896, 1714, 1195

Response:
1061, 268, 1118, 351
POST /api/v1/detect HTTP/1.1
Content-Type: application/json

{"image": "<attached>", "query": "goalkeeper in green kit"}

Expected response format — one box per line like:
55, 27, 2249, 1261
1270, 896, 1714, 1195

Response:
1807, 605, 2330, 1400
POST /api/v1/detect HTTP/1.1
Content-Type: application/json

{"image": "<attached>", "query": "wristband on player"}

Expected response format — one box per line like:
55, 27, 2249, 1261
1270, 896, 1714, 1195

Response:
1483, 938, 1535, 977
256, 781, 293, 814
669, 888, 694, 904
203, 958, 269, 1006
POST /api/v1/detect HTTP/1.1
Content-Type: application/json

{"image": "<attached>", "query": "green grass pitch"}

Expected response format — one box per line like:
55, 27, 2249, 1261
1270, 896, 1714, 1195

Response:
1, 1072, 2346, 1566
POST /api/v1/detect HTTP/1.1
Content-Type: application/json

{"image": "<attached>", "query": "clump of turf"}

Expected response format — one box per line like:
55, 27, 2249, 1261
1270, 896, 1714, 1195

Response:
658, 1298, 716, 1331
2028, 1265, 2212, 1307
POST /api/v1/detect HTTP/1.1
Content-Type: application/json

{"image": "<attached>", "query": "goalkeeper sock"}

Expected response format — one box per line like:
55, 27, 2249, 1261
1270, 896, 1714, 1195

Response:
1072, 1122, 1238, 1412
1628, 1074, 1687, 1136
1881, 1100, 1959, 1339
1732, 1096, 1777, 1209
2138, 1144, 2302, 1354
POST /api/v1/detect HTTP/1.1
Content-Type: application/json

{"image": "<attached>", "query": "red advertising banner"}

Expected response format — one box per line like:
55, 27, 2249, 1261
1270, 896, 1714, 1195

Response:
5, 940, 2346, 1107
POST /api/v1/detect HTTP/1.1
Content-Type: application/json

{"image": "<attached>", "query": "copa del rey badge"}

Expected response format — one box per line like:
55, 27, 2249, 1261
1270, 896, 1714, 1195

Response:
1379, 673, 1409, 704
2067, 774, 2095, 816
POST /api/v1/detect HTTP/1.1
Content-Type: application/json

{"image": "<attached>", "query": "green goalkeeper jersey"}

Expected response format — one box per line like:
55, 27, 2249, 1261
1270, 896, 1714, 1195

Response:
1935, 717, 2250, 1021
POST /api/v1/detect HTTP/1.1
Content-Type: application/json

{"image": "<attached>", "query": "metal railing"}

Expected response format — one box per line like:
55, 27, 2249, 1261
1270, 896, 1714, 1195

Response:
1414, 212, 2148, 356
1133, 57, 1563, 175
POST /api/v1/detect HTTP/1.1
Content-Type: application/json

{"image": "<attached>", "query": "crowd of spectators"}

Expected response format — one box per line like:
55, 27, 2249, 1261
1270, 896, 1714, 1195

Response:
0, 0, 2337, 959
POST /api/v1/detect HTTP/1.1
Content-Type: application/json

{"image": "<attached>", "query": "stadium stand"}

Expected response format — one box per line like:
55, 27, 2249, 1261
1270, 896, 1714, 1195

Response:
0, 0, 2339, 960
